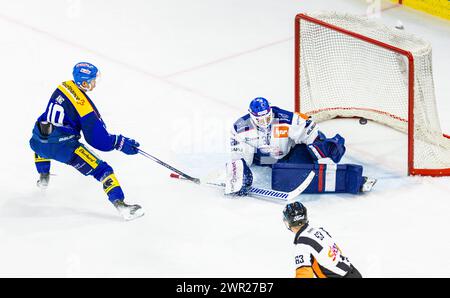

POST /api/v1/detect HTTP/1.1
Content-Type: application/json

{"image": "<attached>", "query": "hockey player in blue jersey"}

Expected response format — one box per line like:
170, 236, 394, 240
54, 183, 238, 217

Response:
225, 97, 376, 196
29, 62, 144, 221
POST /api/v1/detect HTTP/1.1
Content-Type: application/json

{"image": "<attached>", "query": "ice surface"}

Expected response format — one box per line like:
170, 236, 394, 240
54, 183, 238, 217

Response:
0, 0, 449, 277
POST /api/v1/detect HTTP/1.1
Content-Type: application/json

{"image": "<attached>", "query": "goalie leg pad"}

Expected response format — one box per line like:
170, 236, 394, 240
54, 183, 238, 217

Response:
224, 158, 253, 196
272, 163, 364, 194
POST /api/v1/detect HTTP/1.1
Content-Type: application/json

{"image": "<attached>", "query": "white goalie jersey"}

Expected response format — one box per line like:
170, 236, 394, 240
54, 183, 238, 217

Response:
230, 106, 320, 166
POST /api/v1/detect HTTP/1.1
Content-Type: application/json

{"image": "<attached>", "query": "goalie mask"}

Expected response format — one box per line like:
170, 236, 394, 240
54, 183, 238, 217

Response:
249, 97, 273, 128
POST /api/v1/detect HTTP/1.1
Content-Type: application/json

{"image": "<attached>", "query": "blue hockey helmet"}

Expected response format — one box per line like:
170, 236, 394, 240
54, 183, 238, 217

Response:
248, 97, 272, 128
72, 62, 99, 87
283, 201, 308, 230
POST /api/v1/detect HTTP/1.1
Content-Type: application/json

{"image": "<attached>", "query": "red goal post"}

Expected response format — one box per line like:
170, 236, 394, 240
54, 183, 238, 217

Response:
294, 12, 450, 176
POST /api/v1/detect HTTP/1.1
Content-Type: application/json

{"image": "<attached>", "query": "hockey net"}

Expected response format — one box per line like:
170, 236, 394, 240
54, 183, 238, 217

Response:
295, 12, 450, 176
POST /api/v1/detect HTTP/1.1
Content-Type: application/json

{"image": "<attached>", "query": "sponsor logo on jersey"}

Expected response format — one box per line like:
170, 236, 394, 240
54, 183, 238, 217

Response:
274, 126, 289, 138
62, 81, 86, 106
275, 110, 291, 120
58, 135, 76, 142
305, 121, 316, 136
328, 243, 342, 262
244, 137, 259, 143
58, 81, 94, 117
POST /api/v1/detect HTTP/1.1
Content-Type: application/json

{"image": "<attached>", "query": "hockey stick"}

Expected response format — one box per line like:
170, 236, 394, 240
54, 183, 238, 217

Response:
137, 147, 314, 201
138, 149, 200, 184
170, 171, 315, 202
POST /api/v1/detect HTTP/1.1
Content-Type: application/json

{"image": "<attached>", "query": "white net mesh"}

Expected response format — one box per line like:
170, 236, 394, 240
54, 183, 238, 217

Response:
297, 12, 450, 174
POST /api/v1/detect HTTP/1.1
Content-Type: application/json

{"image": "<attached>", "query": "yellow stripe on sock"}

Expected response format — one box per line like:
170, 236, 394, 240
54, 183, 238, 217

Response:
34, 154, 50, 163
102, 173, 120, 194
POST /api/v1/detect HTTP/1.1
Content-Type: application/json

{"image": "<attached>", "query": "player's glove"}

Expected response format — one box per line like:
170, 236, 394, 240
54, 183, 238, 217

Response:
307, 131, 346, 163
115, 135, 140, 155
224, 158, 253, 197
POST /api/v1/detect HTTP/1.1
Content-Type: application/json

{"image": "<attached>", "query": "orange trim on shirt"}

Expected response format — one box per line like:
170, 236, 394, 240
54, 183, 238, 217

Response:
312, 257, 327, 278
295, 112, 310, 120
296, 266, 314, 278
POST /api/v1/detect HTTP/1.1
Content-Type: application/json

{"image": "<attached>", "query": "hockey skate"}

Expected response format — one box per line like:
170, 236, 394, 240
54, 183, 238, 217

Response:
113, 200, 145, 221
36, 173, 50, 189
360, 177, 377, 192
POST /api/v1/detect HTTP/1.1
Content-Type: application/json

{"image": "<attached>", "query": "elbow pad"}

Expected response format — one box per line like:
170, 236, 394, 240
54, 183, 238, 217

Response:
81, 114, 116, 151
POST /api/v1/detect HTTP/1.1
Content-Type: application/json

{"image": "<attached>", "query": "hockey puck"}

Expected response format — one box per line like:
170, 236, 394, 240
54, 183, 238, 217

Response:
359, 118, 368, 125
395, 20, 404, 30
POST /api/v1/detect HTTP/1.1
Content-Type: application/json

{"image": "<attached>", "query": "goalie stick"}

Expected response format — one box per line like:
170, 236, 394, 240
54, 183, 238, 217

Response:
137, 147, 314, 201
170, 171, 315, 202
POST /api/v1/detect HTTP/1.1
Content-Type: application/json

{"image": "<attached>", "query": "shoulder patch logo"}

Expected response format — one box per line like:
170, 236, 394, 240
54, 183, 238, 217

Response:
327, 243, 342, 261
278, 112, 289, 120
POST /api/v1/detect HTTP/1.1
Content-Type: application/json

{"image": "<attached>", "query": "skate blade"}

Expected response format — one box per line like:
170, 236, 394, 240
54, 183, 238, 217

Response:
122, 209, 145, 221
37, 181, 49, 190
362, 178, 377, 192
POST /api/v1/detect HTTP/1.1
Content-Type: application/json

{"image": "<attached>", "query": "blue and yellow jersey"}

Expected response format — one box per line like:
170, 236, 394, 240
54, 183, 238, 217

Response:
36, 80, 116, 151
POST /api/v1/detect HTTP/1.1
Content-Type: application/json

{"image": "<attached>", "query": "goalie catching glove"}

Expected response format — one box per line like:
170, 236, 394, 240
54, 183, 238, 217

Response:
307, 131, 346, 163
224, 158, 253, 196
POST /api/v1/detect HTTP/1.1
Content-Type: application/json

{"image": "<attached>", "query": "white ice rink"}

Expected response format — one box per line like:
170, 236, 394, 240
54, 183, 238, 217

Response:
0, 0, 449, 277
